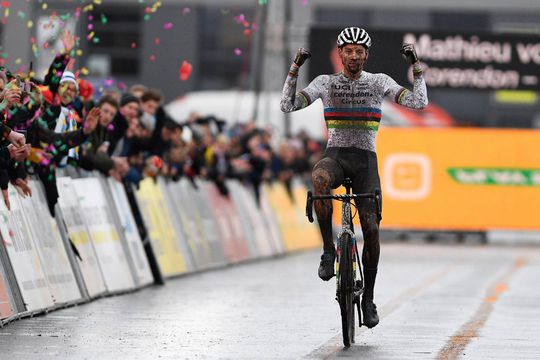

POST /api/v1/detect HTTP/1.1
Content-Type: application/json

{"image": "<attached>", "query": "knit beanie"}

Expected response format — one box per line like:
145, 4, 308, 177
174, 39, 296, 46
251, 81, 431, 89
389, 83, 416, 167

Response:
60, 71, 79, 91
120, 93, 139, 107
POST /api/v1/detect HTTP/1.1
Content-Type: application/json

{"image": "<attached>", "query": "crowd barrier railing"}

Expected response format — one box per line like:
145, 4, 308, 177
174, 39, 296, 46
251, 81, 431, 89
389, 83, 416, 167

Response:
0, 173, 320, 326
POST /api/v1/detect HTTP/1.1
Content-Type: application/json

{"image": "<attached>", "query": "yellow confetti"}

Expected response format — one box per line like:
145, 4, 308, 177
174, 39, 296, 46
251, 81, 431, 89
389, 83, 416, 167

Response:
15, 58, 21, 65
27, 20, 33, 28
93, 0, 102, 4
83, 4, 94, 12
4, 8, 9, 17
42, 3, 48, 10
81, 67, 89, 75
76, 49, 83, 56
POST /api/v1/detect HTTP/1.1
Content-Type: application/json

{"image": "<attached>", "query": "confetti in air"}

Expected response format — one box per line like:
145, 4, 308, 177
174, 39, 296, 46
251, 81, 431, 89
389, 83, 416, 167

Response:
234, 48, 242, 56
163, 22, 173, 30
179, 60, 192, 81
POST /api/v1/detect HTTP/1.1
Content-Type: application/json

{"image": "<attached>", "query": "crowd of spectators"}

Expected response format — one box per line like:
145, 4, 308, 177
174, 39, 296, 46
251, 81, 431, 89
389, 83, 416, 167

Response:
0, 30, 324, 215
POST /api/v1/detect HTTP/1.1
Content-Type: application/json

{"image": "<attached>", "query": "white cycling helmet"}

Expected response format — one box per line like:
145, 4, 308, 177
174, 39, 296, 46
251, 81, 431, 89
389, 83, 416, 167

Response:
337, 27, 371, 49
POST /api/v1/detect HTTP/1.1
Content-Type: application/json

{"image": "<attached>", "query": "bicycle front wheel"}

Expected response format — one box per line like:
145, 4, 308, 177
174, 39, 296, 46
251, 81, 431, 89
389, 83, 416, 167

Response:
338, 232, 355, 347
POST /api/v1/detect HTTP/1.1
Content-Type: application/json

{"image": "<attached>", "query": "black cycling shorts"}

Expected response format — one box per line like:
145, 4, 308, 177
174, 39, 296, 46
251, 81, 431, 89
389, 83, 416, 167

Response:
313, 147, 382, 216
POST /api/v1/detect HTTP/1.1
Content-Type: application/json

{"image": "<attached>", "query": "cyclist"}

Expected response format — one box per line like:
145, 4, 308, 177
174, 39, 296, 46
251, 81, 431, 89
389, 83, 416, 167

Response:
280, 27, 427, 328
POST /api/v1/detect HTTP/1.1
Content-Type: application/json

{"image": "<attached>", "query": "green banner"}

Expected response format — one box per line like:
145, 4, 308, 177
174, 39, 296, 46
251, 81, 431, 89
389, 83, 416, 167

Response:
448, 168, 540, 186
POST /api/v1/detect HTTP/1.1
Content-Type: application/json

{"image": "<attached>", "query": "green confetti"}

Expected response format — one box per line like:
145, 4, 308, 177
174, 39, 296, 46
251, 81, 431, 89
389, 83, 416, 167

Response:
144, 14, 150, 21
92, 37, 100, 44
100, 14, 107, 24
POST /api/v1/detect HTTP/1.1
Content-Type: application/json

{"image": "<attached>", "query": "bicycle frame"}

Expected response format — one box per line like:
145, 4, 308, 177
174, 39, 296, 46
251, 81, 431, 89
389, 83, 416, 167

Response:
335, 181, 362, 297
306, 184, 381, 345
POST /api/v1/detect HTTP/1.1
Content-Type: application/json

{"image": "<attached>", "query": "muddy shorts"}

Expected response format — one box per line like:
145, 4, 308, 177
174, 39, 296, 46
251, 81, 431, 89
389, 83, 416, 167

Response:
313, 147, 382, 216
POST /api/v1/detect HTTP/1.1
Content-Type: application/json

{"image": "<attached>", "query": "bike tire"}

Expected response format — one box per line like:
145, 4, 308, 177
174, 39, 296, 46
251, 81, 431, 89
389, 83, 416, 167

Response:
338, 232, 355, 347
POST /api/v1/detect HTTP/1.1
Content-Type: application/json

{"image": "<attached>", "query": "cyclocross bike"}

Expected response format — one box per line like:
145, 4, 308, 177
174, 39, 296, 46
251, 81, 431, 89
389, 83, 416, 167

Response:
306, 178, 380, 347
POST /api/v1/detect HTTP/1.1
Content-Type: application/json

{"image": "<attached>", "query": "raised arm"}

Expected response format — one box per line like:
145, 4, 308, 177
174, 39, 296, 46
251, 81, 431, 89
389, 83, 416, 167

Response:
280, 48, 313, 113
44, 30, 76, 96
388, 44, 428, 110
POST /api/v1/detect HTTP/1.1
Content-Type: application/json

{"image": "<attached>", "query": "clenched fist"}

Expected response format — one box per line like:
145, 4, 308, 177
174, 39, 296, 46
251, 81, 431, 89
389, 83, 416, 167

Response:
400, 43, 419, 65
294, 48, 312, 67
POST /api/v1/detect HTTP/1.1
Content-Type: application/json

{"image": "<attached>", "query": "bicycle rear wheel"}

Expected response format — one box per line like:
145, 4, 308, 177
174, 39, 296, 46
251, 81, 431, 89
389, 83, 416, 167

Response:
338, 232, 355, 347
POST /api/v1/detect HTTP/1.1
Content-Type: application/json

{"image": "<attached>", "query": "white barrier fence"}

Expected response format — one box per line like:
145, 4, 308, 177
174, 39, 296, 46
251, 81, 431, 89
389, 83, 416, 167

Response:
0, 174, 319, 326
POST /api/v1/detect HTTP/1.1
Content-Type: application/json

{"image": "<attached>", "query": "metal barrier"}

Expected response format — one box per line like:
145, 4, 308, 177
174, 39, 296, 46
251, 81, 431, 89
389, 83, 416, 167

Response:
0, 174, 320, 326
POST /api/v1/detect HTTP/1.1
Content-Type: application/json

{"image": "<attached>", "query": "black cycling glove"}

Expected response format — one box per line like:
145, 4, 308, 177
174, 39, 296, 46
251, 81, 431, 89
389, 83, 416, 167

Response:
294, 48, 312, 67
400, 43, 419, 64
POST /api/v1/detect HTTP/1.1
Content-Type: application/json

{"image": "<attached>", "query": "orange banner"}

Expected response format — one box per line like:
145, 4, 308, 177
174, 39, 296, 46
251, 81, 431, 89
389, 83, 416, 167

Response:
334, 128, 540, 231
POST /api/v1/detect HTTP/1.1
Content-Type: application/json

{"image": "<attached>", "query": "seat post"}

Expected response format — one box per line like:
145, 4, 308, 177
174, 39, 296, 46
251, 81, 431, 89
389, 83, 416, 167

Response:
343, 177, 353, 195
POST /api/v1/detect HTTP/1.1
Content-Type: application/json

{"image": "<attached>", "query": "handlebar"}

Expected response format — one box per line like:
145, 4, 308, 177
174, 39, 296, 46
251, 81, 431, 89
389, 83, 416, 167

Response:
306, 190, 380, 223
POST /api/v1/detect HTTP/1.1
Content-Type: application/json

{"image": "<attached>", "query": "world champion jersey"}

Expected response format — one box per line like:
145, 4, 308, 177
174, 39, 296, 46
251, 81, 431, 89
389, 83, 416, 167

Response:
280, 70, 428, 152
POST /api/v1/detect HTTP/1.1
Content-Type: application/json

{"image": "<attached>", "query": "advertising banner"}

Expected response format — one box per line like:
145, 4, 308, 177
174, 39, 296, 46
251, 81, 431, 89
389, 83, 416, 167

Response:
264, 182, 321, 251
157, 178, 196, 272
260, 186, 285, 255
73, 178, 135, 292
170, 180, 211, 270
204, 182, 250, 264
334, 128, 540, 231
57, 177, 107, 298
310, 27, 540, 91
136, 178, 187, 277
107, 179, 154, 287
190, 182, 229, 267
0, 253, 15, 319
228, 181, 273, 258
18, 181, 81, 305
0, 186, 53, 312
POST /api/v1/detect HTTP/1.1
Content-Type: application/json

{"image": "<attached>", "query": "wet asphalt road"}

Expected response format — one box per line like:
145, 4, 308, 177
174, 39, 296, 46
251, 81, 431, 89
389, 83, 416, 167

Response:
1, 242, 539, 360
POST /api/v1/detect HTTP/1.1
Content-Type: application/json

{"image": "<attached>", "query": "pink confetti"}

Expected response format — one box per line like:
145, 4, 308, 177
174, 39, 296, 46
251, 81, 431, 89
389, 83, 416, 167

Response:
182, 7, 191, 16
131, 42, 137, 49
234, 14, 245, 24
149, 55, 156, 62
154, 37, 160, 45
301, 0, 308, 5
104, 78, 114, 87
163, 22, 173, 30
87, 23, 93, 30
179, 60, 192, 81
234, 48, 242, 56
